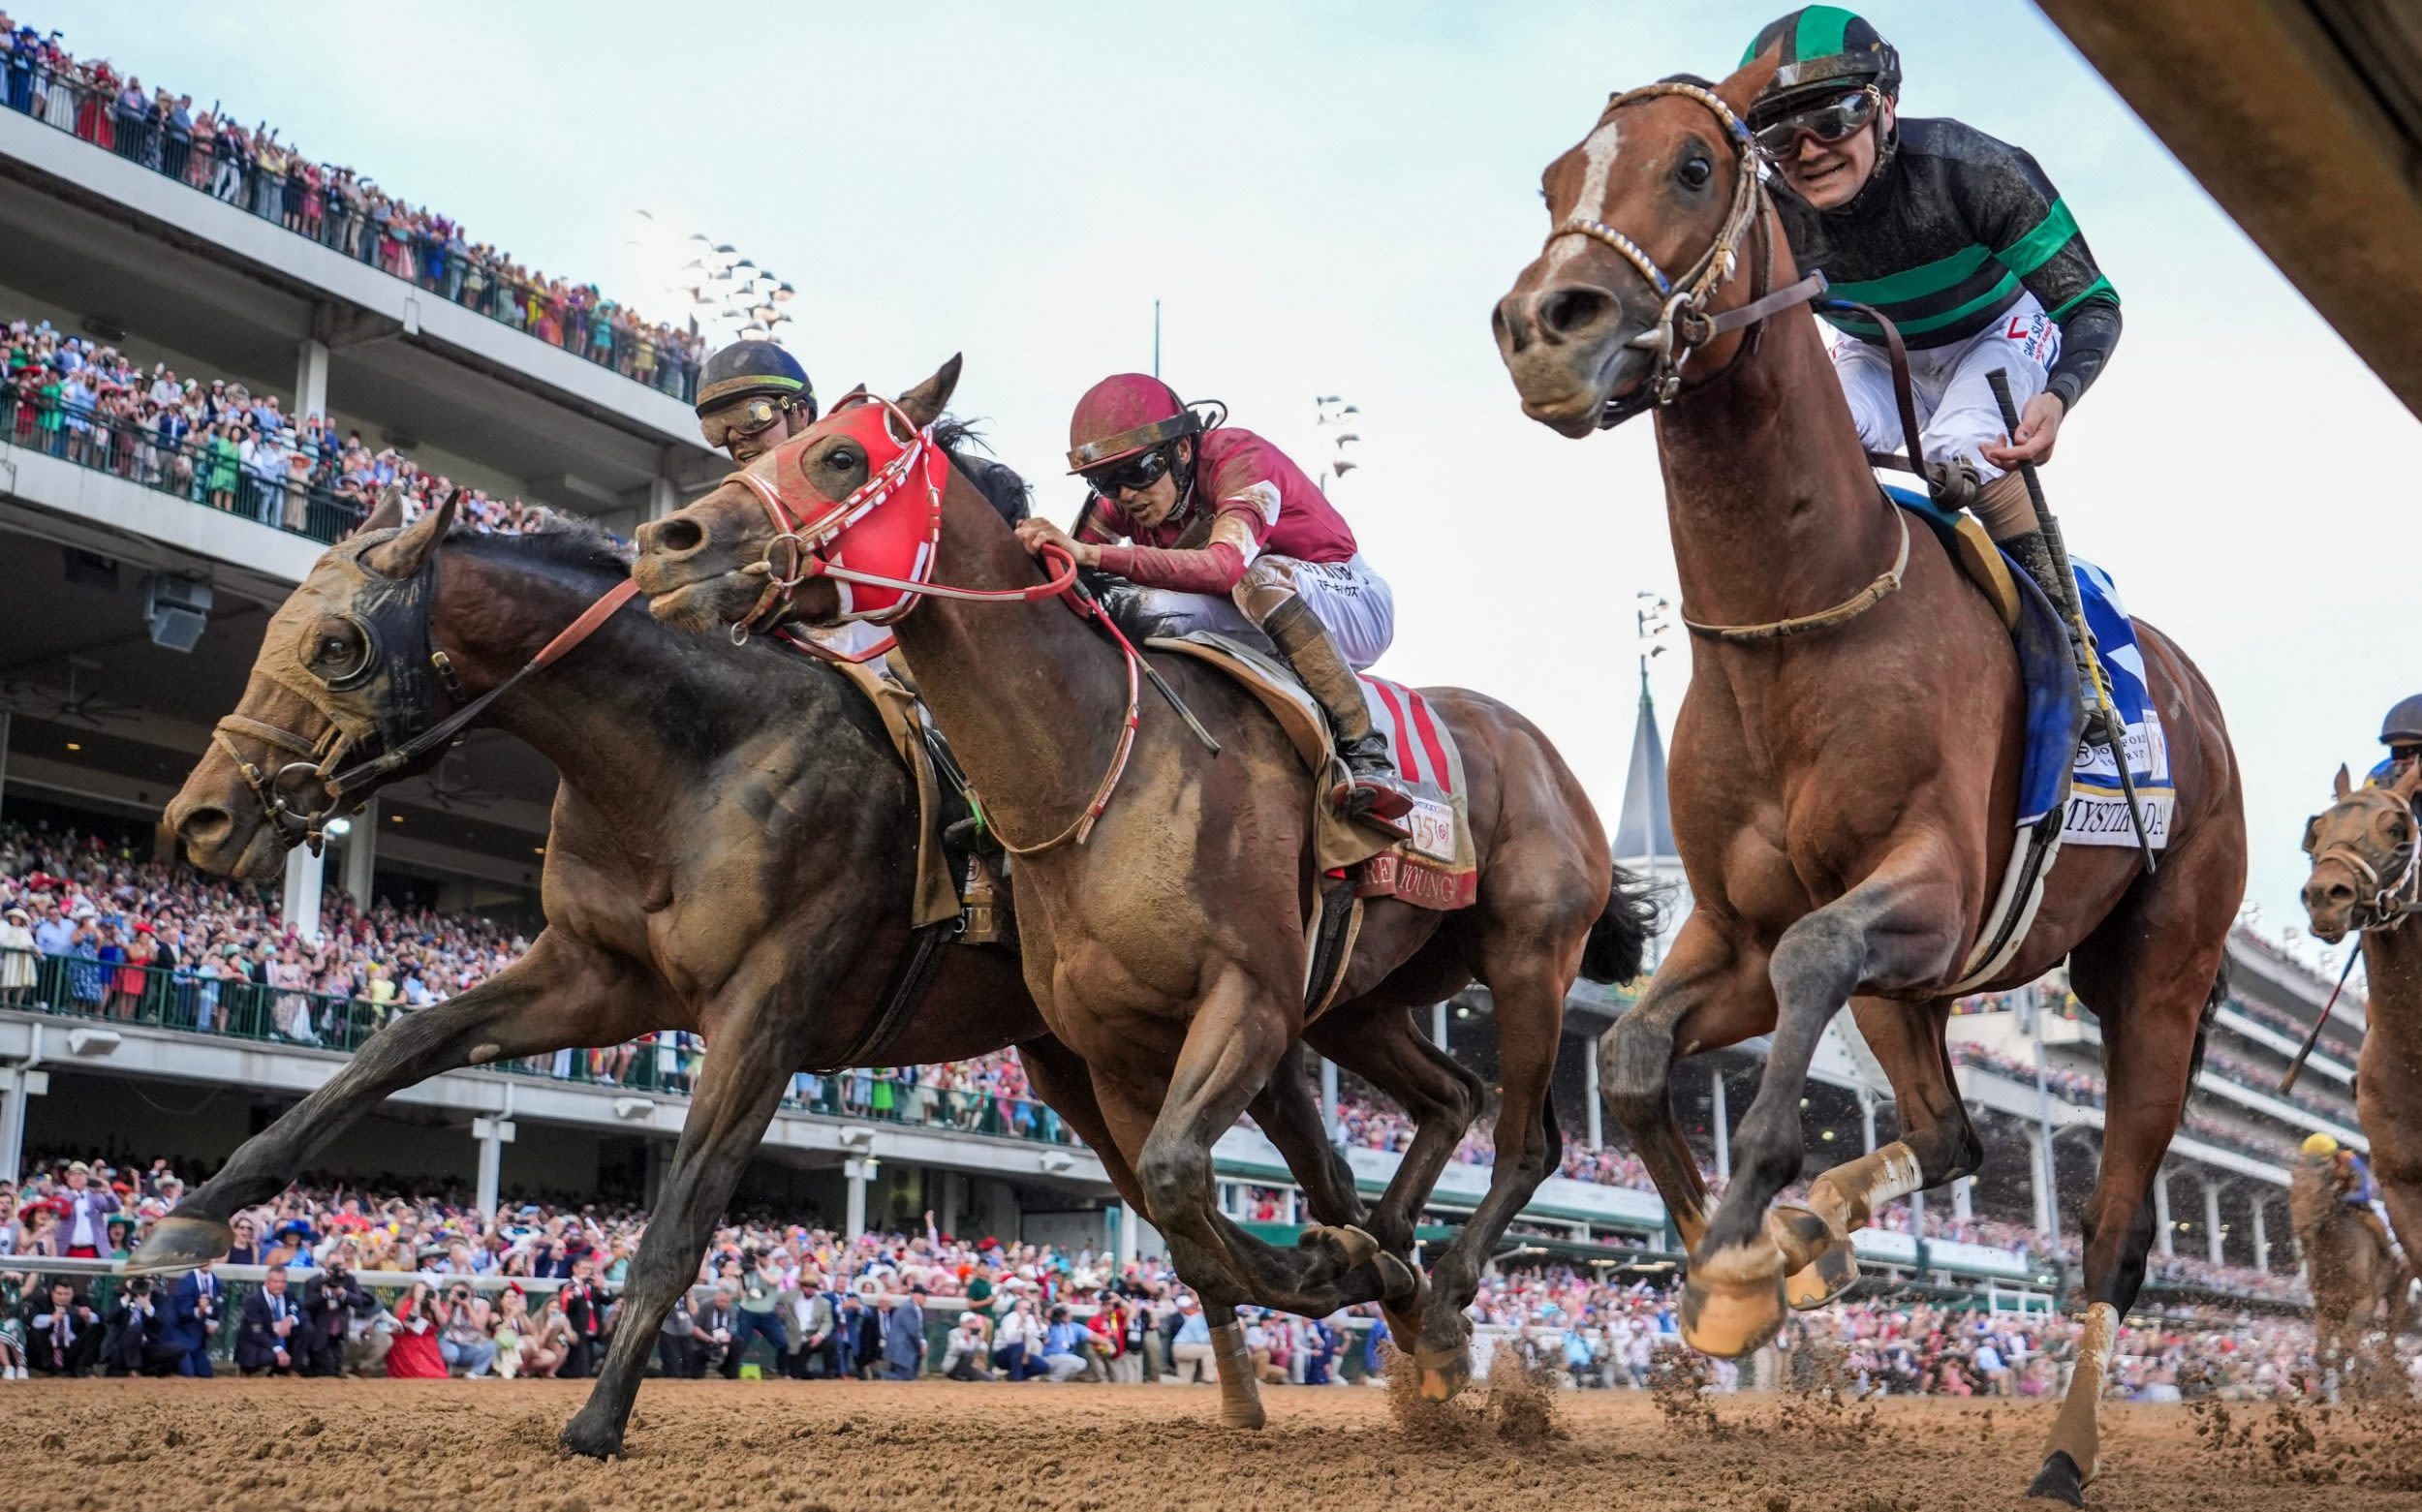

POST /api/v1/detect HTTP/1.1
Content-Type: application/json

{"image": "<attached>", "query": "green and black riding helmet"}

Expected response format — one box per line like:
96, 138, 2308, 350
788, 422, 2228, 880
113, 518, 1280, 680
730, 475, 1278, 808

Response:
1742, 7, 1904, 191
694, 338, 818, 455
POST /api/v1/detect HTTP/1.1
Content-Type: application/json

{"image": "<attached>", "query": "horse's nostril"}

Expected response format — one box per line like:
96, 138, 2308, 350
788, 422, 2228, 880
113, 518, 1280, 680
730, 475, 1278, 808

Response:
654, 518, 703, 555
1537, 285, 1616, 340
178, 804, 233, 850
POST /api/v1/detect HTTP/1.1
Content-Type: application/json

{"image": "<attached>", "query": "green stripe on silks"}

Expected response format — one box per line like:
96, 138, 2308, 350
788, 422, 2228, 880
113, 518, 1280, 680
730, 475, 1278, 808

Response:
2050, 274, 2120, 320
1796, 5, 1856, 62
1824, 242, 1993, 307
1823, 270, 2022, 337
1997, 197, 2082, 278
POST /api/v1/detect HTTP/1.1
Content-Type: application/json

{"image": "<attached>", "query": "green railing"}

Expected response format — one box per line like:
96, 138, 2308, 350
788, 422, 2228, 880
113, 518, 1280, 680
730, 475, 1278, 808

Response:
0, 950, 1076, 1146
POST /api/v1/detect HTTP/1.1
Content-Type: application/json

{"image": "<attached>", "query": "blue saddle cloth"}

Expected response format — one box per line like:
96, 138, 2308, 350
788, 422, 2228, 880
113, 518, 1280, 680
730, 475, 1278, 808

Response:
1882, 484, 2171, 847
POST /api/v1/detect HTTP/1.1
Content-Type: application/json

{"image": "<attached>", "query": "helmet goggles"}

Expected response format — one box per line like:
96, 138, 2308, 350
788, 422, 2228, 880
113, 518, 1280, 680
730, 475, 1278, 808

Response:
1081, 445, 1175, 499
1752, 85, 1880, 157
699, 395, 794, 451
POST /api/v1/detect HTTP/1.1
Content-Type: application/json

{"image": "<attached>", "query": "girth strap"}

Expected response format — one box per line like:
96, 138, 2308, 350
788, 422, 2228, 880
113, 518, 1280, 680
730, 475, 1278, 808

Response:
802, 919, 958, 1075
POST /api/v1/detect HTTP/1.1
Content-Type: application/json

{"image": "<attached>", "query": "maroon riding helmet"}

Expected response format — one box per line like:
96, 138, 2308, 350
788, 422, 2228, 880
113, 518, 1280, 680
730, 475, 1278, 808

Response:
1065, 374, 1202, 475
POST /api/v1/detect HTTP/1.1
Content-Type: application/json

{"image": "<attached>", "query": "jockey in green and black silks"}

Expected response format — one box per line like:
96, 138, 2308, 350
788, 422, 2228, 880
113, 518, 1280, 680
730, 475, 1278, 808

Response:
1744, 7, 2122, 679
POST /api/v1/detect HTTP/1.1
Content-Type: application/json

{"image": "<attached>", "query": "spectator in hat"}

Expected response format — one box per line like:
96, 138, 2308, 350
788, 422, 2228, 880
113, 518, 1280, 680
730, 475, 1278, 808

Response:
1040, 1302, 1098, 1383
0, 904, 34, 1004
941, 1311, 993, 1380
53, 1159, 118, 1259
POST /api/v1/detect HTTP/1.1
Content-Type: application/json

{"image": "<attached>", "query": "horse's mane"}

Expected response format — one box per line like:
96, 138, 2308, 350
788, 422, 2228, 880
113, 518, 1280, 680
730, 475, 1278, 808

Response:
444, 514, 633, 582
932, 417, 1034, 525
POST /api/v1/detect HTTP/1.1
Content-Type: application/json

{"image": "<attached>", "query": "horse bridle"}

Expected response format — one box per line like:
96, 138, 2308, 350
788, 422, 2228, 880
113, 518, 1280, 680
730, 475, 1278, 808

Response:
211, 528, 637, 854
1544, 80, 1830, 430
2312, 786, 2422, 934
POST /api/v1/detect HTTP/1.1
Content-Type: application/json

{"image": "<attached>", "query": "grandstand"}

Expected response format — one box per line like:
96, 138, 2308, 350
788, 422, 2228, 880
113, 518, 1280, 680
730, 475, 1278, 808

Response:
0, 19, 2360, 1318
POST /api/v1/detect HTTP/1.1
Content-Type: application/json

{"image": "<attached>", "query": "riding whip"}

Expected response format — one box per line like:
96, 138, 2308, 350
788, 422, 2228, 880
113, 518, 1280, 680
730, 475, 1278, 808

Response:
2280, 947, 2361, 1095
1985, 367, 2157, 875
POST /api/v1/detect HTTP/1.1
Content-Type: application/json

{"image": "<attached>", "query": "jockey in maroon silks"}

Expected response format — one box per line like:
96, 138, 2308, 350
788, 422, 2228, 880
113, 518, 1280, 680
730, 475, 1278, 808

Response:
1013, 373, 1414, 826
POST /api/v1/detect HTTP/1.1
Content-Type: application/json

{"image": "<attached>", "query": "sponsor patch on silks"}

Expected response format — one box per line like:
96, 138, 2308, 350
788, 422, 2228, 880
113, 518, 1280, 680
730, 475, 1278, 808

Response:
2003, 307, 2062, 371
2059, 561, 2171, 849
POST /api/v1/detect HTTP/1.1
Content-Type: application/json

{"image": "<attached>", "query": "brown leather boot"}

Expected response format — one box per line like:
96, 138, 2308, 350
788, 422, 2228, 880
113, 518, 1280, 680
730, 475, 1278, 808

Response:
1262, 597, 1415, 829
2001, 525, 2114, 747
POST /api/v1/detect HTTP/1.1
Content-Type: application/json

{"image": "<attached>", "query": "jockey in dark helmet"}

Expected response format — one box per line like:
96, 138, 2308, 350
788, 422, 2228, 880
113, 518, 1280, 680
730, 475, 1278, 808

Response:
1745, 7, 2123, 704
2381, 694, 2422, 773
1013, 374, 1415, 828
694, 338, 818, 466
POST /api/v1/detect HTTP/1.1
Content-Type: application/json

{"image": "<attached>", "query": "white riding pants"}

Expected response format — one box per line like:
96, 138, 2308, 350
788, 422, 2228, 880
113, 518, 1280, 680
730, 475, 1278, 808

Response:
1131, 552, 1396, 669
1832, 291, 2060, 483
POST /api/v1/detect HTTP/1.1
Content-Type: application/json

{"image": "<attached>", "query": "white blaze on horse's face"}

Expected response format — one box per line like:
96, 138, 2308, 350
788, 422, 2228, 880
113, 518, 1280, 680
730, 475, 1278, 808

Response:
1543, 118, 1622, 281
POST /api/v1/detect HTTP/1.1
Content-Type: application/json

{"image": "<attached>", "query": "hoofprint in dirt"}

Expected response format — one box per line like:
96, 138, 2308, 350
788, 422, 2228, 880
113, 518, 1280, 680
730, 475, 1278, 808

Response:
11, 1380, 2422, 1512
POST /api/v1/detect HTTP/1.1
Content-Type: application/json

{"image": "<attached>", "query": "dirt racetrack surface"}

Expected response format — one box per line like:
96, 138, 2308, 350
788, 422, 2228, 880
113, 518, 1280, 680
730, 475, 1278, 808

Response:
6, 1374, 2421, 1512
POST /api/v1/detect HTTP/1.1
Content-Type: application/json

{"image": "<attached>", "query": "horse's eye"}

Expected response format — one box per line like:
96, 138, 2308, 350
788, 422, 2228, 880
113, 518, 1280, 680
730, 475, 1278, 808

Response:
1677, 156, 1713, 190
827, 448, 857, 471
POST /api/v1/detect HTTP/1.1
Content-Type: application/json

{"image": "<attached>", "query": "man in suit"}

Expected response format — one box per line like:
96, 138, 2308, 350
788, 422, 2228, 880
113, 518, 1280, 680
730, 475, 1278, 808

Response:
237, 1266, 299, 1375
877, 1289, 926, 1380
299, 1263, 374, 1376
698, 1285, 741, 1379
26, 1280, 103, 1375
104, 1275, 165, 1375
52, 1160, 120, 1258
559, 1256, 609, 1379
159, 1261, 223, 1376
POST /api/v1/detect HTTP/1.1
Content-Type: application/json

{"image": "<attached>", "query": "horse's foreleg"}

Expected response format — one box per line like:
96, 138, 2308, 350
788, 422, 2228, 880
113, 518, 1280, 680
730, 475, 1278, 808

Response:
1601, 912, 1773, 1256
1401, 944, 1573, 1403
560, 978, 816, 1460
1772, 995, 1981, 1311
1684, 864, 1966, 1360
132, 931, 656, 1272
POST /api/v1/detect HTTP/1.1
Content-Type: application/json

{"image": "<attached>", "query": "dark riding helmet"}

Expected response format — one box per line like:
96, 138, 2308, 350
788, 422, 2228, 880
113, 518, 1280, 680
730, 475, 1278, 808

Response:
694, 338, 817, 423
1742, 7, 1903, 122
2382, 694, 2422, 748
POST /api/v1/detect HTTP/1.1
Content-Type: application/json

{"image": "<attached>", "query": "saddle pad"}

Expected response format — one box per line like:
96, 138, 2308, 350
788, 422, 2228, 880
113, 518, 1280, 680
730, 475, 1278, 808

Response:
1146, 632, 1479, 911
824, 658, 968, 929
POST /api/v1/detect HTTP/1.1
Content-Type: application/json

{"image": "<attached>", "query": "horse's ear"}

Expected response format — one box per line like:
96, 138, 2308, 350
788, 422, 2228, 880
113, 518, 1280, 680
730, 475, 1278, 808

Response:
1714, 43, 1784, 122
352, 484, 406, 539
896, 355, 964, 428
2302, 815, 2323, 855
2392, 759, 2422, 801
361, 487, 459, 578
2335, 763, 2354, 801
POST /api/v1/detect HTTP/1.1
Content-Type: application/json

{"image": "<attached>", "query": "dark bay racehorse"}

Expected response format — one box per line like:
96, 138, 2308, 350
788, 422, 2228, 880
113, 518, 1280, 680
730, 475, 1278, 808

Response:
2287, 1153, 2411, 1385
2300, 762, 2422, 1310
1494, 53, 2245, 1502
130, 489, 1356, 1452
631, 359, 1653, 1403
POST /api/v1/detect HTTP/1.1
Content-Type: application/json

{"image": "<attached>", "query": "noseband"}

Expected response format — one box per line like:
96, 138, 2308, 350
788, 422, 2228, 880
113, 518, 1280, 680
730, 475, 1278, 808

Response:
1544, 80, 1829, 429
2313, 787, 2422, 934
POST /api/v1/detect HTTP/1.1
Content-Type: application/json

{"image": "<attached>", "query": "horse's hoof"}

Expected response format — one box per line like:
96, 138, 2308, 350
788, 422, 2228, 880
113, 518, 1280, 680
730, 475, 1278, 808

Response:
1218, 1396, 1268, 1431
124, 1213, 233, 1275
558, 1413, 625, 1461
1299, 1222, 1382, 1271
2023, 1449, 2091, 1506
1413, 1315, 1475, 1403
1680, 1241, 1787, 1359
1768, 1204, 1859, 1311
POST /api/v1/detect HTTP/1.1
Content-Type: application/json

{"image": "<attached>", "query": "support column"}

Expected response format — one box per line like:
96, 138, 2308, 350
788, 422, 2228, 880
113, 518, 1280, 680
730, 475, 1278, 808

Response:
2153, 1171, 2175, 1256
0, 707, 12, 812
2251, 1193, 2270, 1273
340, 795, 378, 904
1320, 1056, 1340, 1143
1432, 1001, 1449, 1051
281, 844, 324, 942
471, 1116, 513, 1216
1116, 1201, 1140, 1268
1, 1064, 45, 1185
2203, 1177, 2225, 1266
1952, 1176, 1973, 1221
844, 1157, 871, 1241
650, 471, 680, 521
1585, 1030, 1603, 1152
2028, 1128, 2053, 1236
1712, 1067, 1730, 1183
295, 333, 330, 421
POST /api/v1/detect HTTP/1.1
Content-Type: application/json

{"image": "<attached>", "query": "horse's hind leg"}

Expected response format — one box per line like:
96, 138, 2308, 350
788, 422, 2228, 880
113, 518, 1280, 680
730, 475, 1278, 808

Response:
1771, 995, 1982, 1311
2025, 851, 2237, 1504
133, 931, 658, 1272
1684, 857, 1968, 1359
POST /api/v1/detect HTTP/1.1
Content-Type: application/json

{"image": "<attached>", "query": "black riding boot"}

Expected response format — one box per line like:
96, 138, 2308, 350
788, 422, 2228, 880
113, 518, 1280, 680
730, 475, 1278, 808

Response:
2001, 525, 2112, 745
1262, 597, 1415, 829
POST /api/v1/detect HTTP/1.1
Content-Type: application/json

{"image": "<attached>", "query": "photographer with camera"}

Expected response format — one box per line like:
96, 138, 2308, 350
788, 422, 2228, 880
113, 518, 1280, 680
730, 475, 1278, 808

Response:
437, 1279, 496, 1376
386, 1278, 447, 1378
559, 1255, 609, 1378
102, 1273, 163, 1375
159, 1258, 222, 1376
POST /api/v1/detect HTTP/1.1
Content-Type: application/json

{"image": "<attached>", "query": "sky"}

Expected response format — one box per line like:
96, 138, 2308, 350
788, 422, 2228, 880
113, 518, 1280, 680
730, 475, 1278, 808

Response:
45, 0, 2420, 965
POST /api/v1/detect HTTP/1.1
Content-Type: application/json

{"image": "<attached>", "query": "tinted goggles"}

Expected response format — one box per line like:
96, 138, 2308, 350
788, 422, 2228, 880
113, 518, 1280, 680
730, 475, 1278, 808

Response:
1752, 87, 1880, 157
699, 396, 791, 450
1081, 445, 1173, 498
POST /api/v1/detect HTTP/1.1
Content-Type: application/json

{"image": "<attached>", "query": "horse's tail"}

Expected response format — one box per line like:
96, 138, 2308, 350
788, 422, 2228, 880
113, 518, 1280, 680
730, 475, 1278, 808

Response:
2188, 955, 2230, 1085
1579, 864, 1661, 985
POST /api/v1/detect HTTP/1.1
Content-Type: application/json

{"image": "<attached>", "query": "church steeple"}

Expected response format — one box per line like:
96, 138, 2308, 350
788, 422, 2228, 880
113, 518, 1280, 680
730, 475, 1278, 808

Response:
1615, 662, 1675, 866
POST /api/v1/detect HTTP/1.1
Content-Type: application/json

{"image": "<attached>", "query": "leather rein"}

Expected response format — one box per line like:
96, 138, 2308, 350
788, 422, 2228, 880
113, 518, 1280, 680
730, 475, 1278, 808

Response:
1547, 80, 1930, 645
728, 396, 1142, 857
213, 528, 637, 853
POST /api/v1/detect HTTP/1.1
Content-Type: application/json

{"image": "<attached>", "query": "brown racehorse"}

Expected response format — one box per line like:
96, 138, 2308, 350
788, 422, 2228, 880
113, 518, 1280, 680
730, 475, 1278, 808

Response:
1493, 53, 2245, 1503
632, 358, 1652, 1404
2300, 761, 2422, 1311
2287, 1153, 2412, 1387
129, 489, 1372, 1453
